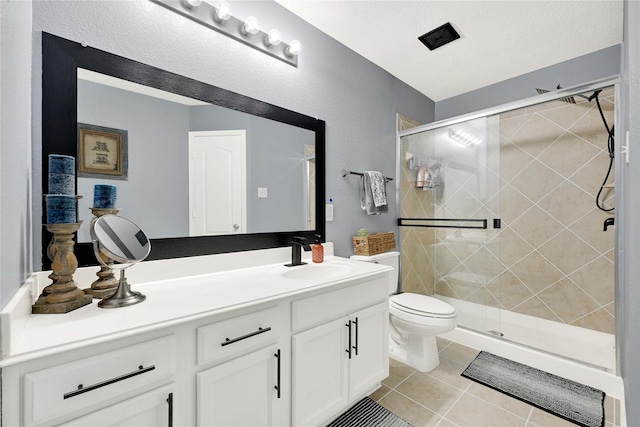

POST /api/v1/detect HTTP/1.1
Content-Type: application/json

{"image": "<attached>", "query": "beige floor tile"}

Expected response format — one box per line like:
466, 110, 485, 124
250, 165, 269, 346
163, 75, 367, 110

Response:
604, 395, 614, 424
378, 391, 442, 427
445, 393, 526, 427
369, 383, 391, 402
437, 336, 453, 352
383, 358, 417, 388
437, 418, 461, 427
438, 342, 480, 367
528, 408, 578, 427
396, 372, 463, 416
467, 382, 532, 419
428, 356, 473, 390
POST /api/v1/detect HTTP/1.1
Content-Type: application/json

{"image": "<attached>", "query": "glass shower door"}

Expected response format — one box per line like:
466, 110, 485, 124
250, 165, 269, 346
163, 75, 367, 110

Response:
399, 116, 502, 335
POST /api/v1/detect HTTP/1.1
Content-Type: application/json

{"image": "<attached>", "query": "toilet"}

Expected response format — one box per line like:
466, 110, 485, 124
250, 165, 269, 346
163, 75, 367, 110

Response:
350, 251, 457, 372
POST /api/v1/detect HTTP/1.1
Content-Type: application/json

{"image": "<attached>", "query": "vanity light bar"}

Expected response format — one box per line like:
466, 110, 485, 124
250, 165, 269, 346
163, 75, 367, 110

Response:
151, 0, 300, 67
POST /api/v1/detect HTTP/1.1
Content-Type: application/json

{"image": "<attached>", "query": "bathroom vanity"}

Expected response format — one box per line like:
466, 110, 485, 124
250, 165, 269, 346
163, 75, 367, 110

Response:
0, 245, 391, 427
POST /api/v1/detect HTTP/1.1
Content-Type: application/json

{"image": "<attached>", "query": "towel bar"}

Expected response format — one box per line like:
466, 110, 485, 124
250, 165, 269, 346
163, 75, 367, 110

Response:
342, 169, 393, 181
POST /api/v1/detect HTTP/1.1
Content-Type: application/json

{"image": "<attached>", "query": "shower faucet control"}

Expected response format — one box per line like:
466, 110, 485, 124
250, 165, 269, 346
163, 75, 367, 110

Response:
603, 217, 615, 232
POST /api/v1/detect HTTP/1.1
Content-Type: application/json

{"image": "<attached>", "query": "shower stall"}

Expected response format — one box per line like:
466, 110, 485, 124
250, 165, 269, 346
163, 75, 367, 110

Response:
397, 79, 618, 373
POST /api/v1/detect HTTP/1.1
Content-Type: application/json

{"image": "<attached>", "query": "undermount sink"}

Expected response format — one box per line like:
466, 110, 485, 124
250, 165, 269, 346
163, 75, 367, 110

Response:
281, 262, 356, 281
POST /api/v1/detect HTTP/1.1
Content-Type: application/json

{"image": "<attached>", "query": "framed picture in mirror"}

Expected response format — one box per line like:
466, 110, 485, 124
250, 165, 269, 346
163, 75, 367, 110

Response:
77, 123, 128, 180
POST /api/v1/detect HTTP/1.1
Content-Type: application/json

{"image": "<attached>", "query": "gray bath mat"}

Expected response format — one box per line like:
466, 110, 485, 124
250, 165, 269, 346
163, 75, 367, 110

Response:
326, 397, 413, 427
461, 351, 605, 427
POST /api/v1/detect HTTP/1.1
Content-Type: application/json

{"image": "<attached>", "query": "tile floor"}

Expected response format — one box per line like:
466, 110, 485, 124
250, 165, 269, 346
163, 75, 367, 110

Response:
369, 338, 621, 427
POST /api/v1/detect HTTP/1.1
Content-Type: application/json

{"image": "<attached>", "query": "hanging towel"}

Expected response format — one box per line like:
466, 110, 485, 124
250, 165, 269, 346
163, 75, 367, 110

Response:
360, 171, 388, 215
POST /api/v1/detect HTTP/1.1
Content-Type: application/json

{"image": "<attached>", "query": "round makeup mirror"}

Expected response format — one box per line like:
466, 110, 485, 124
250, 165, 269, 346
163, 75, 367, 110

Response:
91, 215, 150, 308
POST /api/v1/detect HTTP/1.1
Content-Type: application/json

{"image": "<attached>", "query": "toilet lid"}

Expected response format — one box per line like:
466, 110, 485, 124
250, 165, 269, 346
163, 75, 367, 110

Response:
390, 293, 456, 317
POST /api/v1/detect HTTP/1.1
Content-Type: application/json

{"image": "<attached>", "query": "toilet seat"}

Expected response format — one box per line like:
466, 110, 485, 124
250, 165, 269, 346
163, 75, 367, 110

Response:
390, 293, 456, 319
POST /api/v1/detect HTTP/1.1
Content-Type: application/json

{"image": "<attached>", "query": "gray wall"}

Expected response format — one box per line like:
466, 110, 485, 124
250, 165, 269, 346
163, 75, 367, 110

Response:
77, 80, 190, 242
620, 0, 639, 423
0, 0, 32, 310
435, 45, 621, 120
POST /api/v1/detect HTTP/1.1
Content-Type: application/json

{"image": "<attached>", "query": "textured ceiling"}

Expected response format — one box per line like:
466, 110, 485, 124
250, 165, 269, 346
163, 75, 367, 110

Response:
274, 0, 623, 101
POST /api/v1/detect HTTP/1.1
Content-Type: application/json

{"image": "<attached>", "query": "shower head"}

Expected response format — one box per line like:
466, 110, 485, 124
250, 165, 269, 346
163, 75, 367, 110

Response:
535, 87, 576, 104
535, 85, 603, 104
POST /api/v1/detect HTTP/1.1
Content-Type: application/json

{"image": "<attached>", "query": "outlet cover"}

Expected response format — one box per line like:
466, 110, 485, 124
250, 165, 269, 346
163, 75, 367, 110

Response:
258, 187, 268, 198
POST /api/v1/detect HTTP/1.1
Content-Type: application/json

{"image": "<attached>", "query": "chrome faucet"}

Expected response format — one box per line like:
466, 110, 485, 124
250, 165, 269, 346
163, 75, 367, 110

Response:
285, 236, 312, 267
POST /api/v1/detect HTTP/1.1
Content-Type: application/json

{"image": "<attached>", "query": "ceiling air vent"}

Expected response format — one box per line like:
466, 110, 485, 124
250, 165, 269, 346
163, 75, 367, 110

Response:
418, 22, 460, 51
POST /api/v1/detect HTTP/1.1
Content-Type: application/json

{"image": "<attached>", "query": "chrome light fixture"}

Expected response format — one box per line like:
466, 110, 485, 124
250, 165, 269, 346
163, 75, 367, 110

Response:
152, 0, 301, 67
449, 128, 482, 147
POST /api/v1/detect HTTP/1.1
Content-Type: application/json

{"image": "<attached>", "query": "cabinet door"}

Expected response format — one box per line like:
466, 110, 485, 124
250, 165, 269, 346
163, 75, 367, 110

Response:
59, 385, 174, 426
349, 302, 389, 399
197, 345, 284, 427
292, 317, 349, 427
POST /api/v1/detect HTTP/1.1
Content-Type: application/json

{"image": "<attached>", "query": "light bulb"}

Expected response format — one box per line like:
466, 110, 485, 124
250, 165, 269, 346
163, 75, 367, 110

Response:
242, 16, 260, 35
213, 1, 231, 22
286, 39, 301, 57
184, 0, 202, 8
265, 29, 282, 47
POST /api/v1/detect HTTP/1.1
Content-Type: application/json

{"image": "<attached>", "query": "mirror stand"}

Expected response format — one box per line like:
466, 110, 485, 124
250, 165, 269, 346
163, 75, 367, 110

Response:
97, 268, 146, 309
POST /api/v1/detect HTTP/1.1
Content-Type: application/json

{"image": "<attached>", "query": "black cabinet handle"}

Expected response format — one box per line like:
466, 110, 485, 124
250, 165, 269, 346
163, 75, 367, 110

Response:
352, 317, 359, 356
167, 392, 173, 427
221, 327, 272, 347
346, 320, 352, 359
63, 365, 156, 399
274, 349, 281, 399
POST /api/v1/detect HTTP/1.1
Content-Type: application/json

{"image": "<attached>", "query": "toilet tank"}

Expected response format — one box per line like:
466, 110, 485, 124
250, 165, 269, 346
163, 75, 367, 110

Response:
350, 251, 400, 294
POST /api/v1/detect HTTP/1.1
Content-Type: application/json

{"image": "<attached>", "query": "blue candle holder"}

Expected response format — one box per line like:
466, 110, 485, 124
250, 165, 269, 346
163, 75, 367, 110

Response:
48, 154, 76, 195
45, 194, 77, 224
93, 184, 117, 209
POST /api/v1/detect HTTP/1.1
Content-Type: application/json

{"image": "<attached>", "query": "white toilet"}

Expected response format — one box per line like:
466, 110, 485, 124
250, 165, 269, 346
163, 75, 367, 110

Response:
350, 251, 457, 372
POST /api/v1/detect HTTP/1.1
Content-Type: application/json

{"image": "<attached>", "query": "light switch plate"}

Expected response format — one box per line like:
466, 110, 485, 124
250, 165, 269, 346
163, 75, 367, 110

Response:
258, 187, 268, 198
326, 204, 334, 221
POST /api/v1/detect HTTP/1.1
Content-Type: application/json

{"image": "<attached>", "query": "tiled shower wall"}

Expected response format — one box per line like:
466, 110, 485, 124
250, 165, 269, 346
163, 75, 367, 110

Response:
399, 89, 616, 334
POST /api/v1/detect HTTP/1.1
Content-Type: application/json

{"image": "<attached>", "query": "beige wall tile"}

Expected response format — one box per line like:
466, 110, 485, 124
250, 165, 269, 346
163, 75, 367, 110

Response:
538, 181, 599, 227
537, 132, 601, 178
538, 278, 601, 323
570, 209, 615, 254
512, 296, 562, 323
570, 308, 615, 334
500, 271, 535, 310
510, 206, 564, 249
570, 255, 615, 305
508, 250, 564, 294
539, 230, 600, 275
510, 114, 566, 157
509, 160, 565, 201
501, 143, 535, 183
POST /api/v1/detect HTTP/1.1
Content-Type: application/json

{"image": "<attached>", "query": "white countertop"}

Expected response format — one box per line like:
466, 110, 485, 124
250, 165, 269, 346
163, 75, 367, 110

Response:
0, 244, 392, 367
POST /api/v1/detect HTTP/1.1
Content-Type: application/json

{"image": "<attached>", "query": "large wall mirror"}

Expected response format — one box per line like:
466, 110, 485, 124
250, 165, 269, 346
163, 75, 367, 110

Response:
42, 32, 325, 269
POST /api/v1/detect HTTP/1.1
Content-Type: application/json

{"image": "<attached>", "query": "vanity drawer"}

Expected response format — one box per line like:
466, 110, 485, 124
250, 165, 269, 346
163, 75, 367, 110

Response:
23, 335, 176, 426
197, 306, 280, 366
292, 277, 388, 332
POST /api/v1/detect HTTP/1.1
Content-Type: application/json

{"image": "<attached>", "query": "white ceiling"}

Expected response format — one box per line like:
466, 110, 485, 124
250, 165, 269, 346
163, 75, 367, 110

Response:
274, 0, 623, 101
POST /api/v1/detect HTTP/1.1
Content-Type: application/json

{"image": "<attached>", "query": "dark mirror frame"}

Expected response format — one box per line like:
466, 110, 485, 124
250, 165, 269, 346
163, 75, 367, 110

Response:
42, 32, 325, 269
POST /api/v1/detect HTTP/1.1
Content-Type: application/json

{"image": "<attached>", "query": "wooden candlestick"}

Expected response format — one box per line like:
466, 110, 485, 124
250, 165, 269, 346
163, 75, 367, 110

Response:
84, 208, 120, 299
32, 222, 92, 314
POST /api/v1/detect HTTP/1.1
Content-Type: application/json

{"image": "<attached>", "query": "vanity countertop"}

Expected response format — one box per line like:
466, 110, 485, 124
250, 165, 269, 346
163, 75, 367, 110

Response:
0, 244, 392, 367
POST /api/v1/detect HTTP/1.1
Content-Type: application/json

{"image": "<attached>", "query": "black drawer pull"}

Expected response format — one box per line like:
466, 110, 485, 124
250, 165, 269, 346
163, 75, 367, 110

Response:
346, 321, 352, 359
63, 365, 156, 399
167, 392, 174, 427
221, 327, 272, 347
274, 349, 281, 399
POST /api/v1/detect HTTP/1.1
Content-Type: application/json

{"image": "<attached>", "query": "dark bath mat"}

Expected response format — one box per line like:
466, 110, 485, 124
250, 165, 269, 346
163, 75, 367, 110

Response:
326, 397, 413, 427
461, 351, 605, 427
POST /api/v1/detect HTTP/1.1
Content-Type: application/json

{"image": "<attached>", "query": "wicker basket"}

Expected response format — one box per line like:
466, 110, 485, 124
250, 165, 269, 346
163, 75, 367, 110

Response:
352, 232, 396, 256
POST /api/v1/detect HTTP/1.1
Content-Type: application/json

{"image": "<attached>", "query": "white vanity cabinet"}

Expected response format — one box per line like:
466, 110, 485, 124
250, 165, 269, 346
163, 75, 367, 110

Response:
195, 305, 290, 427
2, 334, 178, 427
290, 277, 389, 426
59, 385, 175, 426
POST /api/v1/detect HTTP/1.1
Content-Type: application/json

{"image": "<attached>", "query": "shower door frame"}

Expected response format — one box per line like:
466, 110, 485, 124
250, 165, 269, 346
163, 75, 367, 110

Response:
396, 75, 622, 374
